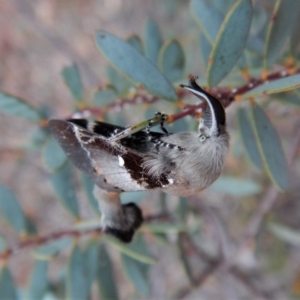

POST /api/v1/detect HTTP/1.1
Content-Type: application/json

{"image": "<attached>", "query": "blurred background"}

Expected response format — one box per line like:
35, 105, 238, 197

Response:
1, 0, 300, 299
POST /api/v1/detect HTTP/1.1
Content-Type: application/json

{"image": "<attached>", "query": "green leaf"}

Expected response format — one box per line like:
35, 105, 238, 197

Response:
97, 243, 119, 300
289, 6, 300, 55
93, 85, 117, 107
67, 245, 89, 300
242, 74, 300, 99
210, 176, 262, 197
237, 107, 263, 170
264, 0, 299, 67
0, 267, 17, 300
142, 223, 187, 233
127, 35, 144, 54
251, 102, 288, 190
0, 184, 26, 233
0, 91, 41, 122
27, 260, 48, 300
268, 223, 300, 246
121, 235, 150, 295
104, 236, 155, 264
61, 64, 83, 101
50, 162, 79, 218
207, 0, 252, 87
106, 66, 133, 96
81, 174, 101, 215
83, 240, 99, 292
144, 19, 162, 64
191, 0, 224, 43
158, 39, 185, 83
277, 89, 300, 107
42, 136, 67, 173
33, 237, 73, 259
199, 33, 212, 68
95, 31, 177, 101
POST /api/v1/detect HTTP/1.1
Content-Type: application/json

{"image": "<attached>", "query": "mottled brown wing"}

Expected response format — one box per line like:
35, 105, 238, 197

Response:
48, 119, 169, 192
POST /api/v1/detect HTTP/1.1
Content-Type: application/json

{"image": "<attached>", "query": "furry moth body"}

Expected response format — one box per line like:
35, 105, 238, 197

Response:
49, 77, 229, 242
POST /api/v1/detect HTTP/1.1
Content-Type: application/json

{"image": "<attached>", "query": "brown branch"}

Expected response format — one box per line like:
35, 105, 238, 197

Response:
0, 213, 170, 262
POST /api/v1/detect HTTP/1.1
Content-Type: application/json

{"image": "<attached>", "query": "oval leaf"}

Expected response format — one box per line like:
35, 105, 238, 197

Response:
158, 39, 185, 83
27, 260, 48, 300
251, 102, 288, 190
191, 0, 224, 43
242, 74, 300, 99
97, 243, 119, 300
67, 245, 89, 300
210, 176, 262, 197
0, 184, 26, 233
264, 0, 299, 67
207, 0, 253, 87
0, 267, 17, 300
42, 136, 67, 173
144, 19, 162, 64
237, 107, 263, 170
121, 235, 150, 295
61, 64, 83, 101
127, 35, 144, 54
104, 236, 155, 264
50, 162, 79, 218
83, 240, 99, 291
199, 33, 212, 68
0, 91, 41, 122
106, 66, 133, 96
268, 223, 300, 246
33, 237, 73, 259
93, 85, 117, 107
95, 31, 177, 101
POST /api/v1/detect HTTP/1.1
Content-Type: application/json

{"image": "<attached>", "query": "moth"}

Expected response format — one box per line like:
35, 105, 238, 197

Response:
49, 76, 229, 242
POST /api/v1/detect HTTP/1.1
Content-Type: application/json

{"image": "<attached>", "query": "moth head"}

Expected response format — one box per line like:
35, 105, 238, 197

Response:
180, 76, 226, 138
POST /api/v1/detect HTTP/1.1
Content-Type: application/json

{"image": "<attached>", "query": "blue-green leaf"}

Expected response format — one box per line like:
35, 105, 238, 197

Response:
127, 35, 144, 54
104, 236, 155, 264
95, 31, 177, 101
144, 19, 162, 64
264, 0, 299, 67
83, 239, 99, 292
0, 236, 7, 254
268, 223, 300, 246
158, 39, 185, 83
106, 66, 133, 96
27, 260, 48, 300
81, 174, 101, 215
238, 107, 263, 170
0, 267, 17, 300
33, 237, 73, 259
50, 162, 79, 218
207, 0, 252, 87
199, 33, 212, 68
242, 74, 300, 99
191, 0, 224, 43
61, 64, 83, 101
93, 85, 117, 107
0, 91, 41, 122
42, 136, 67, 173
251, 102, 288, 190
0, 184, 26, 233
97, 243, 119, 300
210, 176, 262, 197
67, 245, 89, 300
121, 235, 150, 295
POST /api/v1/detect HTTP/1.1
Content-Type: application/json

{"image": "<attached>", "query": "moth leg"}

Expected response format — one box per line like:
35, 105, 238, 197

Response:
94, 186, 143, 243
108, 112, 169, 142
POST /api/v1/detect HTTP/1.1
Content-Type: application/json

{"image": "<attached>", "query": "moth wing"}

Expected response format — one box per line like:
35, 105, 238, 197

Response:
48, 119, 169, 192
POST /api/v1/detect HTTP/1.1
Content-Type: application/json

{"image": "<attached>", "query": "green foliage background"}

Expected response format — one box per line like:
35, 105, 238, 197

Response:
1, 0, 300, 299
